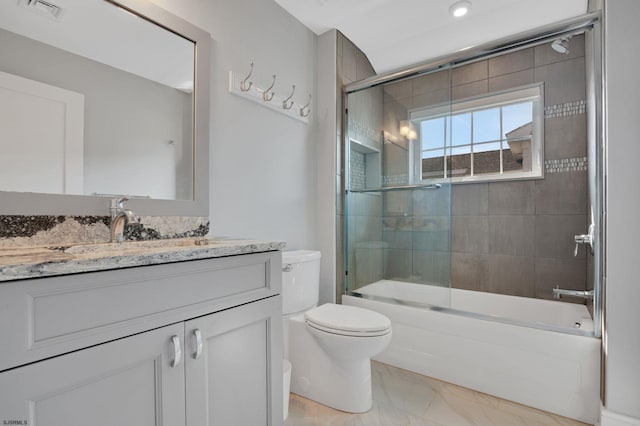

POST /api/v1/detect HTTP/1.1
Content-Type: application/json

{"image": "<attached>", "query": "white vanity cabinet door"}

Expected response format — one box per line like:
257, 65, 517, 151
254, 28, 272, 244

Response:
0, 323, 186, 426
185, 296, 283, 426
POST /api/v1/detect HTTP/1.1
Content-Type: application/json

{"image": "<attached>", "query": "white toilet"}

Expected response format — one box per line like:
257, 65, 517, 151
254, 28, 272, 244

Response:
282, 250, 392, 413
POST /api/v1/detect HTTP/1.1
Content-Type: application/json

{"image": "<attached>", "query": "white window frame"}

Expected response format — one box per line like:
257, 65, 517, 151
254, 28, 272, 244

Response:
409, 83, 545, 184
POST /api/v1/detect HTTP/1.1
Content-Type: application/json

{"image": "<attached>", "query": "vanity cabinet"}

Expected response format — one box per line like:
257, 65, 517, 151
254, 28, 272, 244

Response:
0, 251, 283, 426
0, 323, 187, 426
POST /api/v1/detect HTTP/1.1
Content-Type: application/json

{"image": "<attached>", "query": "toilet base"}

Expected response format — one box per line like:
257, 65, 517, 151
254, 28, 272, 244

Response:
288, 315, 374, 413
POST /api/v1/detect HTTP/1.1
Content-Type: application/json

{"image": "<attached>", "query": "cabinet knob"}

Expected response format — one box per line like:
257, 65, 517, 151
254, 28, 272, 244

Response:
171, 335, 182, 368
193, 329, 203, 359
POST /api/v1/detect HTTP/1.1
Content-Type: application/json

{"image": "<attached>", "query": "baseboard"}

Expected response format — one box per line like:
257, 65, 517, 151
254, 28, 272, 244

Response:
601, 408, 640, 426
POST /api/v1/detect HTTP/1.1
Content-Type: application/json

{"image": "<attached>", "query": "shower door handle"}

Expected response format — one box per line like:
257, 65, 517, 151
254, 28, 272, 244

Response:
553, 286, 594, 300
574, 223, 594, 256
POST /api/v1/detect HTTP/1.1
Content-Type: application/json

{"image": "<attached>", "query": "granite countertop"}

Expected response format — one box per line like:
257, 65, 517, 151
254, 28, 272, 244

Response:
0, 237, 286, 282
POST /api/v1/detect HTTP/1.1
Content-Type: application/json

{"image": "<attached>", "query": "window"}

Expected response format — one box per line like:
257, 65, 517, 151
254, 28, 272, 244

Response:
411, 84, 544, 182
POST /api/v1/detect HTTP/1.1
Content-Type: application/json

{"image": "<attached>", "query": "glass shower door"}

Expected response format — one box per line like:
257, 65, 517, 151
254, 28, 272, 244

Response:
344, 68, 453, 309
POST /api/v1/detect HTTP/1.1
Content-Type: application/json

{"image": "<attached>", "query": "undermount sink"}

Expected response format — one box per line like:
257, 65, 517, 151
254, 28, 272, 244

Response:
63, 238, 217, 255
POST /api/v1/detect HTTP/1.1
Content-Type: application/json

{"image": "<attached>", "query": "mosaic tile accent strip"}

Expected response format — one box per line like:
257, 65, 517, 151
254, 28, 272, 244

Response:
0, 215, 209, 248
350, 151, 366, 189
544, 100, 586, 119
382, 174, 408, 185
544, 157, 588, 173
348, 118, 380, 145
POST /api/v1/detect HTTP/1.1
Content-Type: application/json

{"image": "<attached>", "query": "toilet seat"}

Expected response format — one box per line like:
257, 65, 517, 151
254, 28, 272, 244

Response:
305, 303, 391, 337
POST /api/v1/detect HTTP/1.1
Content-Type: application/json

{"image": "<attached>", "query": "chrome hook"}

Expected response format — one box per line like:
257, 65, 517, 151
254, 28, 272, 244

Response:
300, 94, 312, 117
240, 62, 253, 92
263, 74, 276, 102
283, 85, 296, 110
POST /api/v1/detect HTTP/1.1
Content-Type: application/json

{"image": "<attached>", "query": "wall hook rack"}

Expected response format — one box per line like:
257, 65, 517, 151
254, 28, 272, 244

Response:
300, 94, 312, 117
229, 64, 310, 124
240, 62, 253, 92
282, 85, 296, 110
263, 75, 276, 102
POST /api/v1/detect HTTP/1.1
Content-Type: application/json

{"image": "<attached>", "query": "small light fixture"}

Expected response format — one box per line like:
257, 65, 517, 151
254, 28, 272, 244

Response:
399, 120, 411, 137
400, 120, 418, 140
449, 0, 472, 18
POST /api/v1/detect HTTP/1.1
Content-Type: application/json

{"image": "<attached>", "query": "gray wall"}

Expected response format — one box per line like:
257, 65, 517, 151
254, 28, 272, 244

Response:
0, 28, 192, 200
379, 37, 590, 300
150, 0, 318, 251
603, 0, 640, 421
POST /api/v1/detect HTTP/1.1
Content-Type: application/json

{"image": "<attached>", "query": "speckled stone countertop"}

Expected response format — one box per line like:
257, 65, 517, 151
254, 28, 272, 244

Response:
0, 237, 286, 282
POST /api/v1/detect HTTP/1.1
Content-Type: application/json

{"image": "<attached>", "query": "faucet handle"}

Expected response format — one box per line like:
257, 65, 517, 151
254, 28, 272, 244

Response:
110, 196, 130, 210
573, 223, 595, 257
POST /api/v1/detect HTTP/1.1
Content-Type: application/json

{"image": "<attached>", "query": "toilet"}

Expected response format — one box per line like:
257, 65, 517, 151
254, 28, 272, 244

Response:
282, 250, 392, 413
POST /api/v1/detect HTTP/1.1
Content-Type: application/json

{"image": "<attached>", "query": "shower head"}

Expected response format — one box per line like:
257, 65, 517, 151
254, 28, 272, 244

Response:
551, 37, 571, 54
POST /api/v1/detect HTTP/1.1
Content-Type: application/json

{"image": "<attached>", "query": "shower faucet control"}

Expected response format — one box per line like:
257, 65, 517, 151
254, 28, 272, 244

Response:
574, 223, 594, 257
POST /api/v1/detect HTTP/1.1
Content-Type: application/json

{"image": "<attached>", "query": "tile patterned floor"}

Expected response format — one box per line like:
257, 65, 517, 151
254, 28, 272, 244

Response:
285, 362, 591, 426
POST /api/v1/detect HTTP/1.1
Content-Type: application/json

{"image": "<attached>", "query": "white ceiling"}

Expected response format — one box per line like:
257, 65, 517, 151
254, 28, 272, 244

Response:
274, 0, 589, 74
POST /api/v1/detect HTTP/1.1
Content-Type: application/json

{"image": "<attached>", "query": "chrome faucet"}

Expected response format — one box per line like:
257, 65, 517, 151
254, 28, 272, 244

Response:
109, 197, 141, 243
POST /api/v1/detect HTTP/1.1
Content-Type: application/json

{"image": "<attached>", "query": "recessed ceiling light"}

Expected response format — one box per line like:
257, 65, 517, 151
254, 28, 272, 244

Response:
449, 1, 472, 18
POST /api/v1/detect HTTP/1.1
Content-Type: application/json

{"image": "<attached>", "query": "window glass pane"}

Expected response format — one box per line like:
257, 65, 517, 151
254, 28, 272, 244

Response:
421, 118, 445, 151
473, 108, 500, 143
450, 145, 471, 155
473, 142, 501, 175
503, 101, 533, 173
422, 149, 443, 159
421, 149, 445, 179
451, 113, 471, 146
448, 145, 471, 177
503, 101, 533, 139
474, 141, 501, 153
503, 145, 525, 172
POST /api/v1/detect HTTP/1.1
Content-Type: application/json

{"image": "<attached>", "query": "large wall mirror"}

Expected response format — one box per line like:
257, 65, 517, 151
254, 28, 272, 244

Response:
0, 0, 210, 216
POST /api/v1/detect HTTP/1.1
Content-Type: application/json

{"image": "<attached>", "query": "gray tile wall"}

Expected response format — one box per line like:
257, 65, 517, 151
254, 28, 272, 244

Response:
378, 184, 452, 285
376, 36, 590, 302
452, 37, 589, 301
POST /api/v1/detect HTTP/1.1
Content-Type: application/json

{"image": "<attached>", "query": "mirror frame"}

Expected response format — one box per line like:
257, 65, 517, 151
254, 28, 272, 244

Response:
0, 0, 210, 217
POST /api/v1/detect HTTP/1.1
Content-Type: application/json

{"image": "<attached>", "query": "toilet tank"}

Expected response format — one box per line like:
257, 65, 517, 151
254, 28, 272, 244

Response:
282, 250, 321, 315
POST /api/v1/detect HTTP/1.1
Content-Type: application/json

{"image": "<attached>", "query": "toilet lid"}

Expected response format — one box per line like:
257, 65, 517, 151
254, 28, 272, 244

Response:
304, 304, 391, 337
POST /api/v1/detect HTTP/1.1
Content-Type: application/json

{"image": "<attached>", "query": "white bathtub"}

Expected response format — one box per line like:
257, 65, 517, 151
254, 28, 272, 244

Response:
343, 280, 600, 424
